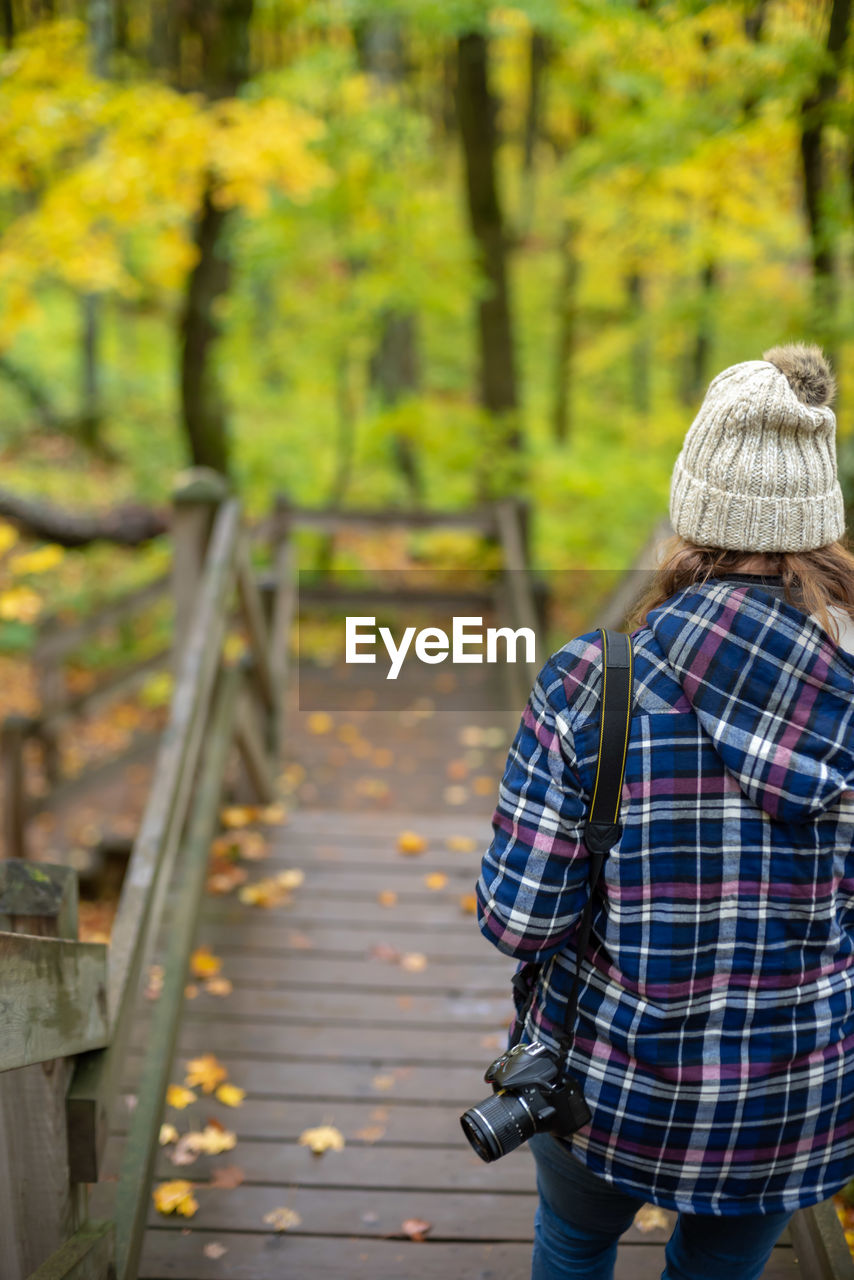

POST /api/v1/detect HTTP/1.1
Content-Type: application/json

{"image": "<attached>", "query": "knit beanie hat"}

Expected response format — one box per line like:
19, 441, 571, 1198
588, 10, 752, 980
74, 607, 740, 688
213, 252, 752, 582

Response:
668, 344, 844, 552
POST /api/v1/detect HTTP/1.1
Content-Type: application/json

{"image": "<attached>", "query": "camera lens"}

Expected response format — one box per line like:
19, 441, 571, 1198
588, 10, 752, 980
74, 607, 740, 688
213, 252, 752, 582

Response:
460, 1090, 537, 1163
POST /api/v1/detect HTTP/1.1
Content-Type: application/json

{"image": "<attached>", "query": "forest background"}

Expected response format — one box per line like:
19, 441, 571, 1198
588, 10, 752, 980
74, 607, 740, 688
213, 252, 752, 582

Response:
1, 0, 854, 696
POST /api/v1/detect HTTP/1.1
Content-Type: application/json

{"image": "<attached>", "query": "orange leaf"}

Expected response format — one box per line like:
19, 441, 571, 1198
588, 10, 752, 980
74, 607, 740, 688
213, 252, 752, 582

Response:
459, 894, 477, 915
190, 946, 222, 979
401, 952, 427, 972
445, 834, 477, 853
424, 873, 447, 891
377, 890, 398, 907
402, 1217, 432, 1242
397, 830, 427, 855
185, 1054, 228, 1094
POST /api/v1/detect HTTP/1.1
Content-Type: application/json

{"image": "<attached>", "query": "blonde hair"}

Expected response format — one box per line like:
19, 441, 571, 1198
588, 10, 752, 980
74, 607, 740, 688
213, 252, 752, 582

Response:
626, 535, 854, 644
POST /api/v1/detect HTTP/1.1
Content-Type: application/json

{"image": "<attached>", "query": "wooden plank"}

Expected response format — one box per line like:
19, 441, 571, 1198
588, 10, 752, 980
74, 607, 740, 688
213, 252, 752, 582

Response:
200, 896, 483, 929
139, 1141, 537, 1194
114, 1098, 496, 1147
196, 922, 495, 959
161, 986, 509, 1026
202, 862, 483, 893
187, 953, 512, 992
125, 1055, 495, 1104
0, 863, 85, 1279
25, 1221, 115, 1280
68, 498, 241, 1184
233, 692, 275, 803
145, 1184, 539, 1240
139, 1233, 539, 1280
0, 931, 108, 1070
114, 664, 242, 1280
136, 1019, 506, 1065
236, 535, 277, 716
789, 1202, 854, 1279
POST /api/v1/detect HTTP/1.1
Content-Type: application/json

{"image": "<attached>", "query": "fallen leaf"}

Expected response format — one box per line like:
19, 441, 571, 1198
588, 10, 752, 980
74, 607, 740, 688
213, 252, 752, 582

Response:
239, 878, 290, 908
473, 775, 495, 796
369, 942, 401, 964
184, 984, 199, 1000
298, 1124, 345, 1155
166, 1084, 197, 1110
377, 890, 398, 907
446, 758, 469, 781
276, 868, 305, 890
237, 831, 271, 861
215, 1083, 246, 1108
220, 806, 256, 828
402, 1217, 432, 1242
459, 894, 477, 915
372, 748, 394, 768
185, 1054, 228, 1094
185, 1125, 237, 1155
401, 952, 427, 972
205, 977, 233, 997
152, 1180, 198, 1217
371, 1073, 396, 1092
307, 711, 333, 735
424, 872, 448, 890
170, 1134, 200, 1166
264, 1206, 302, 1232
633, 1205, 671, 1233
288, 931, 314, 950
397, 830, 427, 855
354, 1125, 386, 1143
159, 1123, 179, 1145
260, 804, 288, 825
208, 1164, 245, 1189
190, 946, 222, 979
444, 785, 469, 805
206, 863, 249, 894
445, 835, 478, 853
202, 1242, 228, 1260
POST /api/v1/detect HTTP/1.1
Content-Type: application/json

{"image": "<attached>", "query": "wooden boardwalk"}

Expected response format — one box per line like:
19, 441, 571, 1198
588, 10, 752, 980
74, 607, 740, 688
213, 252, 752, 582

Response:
106, 663, 800, 1279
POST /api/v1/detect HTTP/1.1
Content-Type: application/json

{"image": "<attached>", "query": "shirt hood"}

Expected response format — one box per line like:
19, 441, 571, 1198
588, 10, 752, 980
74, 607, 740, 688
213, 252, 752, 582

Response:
646, 579, 854, 824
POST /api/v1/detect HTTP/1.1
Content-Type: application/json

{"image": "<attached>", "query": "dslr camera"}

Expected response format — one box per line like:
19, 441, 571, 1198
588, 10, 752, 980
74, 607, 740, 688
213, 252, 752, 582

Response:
460, 1039, 591, 1163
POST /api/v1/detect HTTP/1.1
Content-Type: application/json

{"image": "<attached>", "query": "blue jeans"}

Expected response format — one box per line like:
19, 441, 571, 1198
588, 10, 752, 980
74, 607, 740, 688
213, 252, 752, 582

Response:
530, 1134, 793, 1280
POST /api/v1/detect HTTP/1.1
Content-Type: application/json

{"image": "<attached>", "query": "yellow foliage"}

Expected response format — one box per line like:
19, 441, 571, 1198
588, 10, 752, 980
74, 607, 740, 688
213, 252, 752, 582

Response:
10, 544, 64, 575
184, 1053, 229, 1094
0, 586, 42, 622
298, 1124, 345, 1155
165, 1084, 197, 1110
215, 1083, 246, 1108
152, 1180, 199, 1218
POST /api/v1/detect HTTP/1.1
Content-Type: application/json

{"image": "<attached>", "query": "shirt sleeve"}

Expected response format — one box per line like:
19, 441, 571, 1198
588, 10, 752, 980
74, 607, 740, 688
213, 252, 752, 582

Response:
475, 656, 591, 963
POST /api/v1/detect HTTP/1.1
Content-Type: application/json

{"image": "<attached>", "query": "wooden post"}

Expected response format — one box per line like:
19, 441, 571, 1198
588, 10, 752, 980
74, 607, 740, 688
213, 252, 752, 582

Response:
170, 467, 230, 672
269, 494, 296, 760
0, 862, 89, 1279
2, 715, 31, 860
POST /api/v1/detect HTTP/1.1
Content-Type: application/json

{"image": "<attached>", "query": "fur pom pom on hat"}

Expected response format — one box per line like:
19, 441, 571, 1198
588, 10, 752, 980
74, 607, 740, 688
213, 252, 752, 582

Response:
669, 343, 845, 552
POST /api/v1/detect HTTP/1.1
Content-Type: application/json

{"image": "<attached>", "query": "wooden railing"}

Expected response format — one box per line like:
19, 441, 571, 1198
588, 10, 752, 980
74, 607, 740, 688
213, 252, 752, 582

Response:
0, 469, 283, 1280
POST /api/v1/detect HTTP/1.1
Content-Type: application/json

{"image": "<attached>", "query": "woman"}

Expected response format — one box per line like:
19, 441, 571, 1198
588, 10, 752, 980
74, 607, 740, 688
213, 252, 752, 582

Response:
476, 344, 854, 1280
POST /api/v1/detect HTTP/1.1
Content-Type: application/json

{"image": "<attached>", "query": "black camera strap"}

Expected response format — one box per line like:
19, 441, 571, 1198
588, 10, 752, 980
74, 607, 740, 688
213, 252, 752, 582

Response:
509, 627, 634, 1058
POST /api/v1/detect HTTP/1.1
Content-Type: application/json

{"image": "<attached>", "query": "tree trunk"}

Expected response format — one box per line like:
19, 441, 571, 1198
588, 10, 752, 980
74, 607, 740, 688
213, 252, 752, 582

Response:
679, 259, 718, 407
0, 487, 167, 546
799, 0, 850, 357
519, 31, 550, 233
177, 0, 255, 475
2, 0, 13, 49
456, 30, 521, 493
551, 220, 579, 444
626, 270, 651, 416
180, 188, 232, 475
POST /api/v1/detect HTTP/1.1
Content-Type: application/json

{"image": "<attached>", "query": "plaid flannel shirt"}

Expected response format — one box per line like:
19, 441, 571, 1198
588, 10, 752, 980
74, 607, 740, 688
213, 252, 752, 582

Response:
476, 577, 854, 1215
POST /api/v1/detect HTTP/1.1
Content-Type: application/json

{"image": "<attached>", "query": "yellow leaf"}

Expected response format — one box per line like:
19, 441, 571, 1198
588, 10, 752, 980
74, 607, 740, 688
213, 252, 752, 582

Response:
239, 877, 288, 908
260, 804, 288, 824
152, 1180, 199, 1217
215, 1083, 246, 1108
185, 1124, 237, 1155
424, 873, 448, 891
459, 894, 478, 915
378, 890, 398, 907
276, 868, 305, 890
220, 806, 256, 828
397, 830, 427, 855
166, 1084, 197, 1110
264, 1206, 302, 1232
401, 952, 427, 972
190, 946, 221, 978
10, 544, 64, 575
0, 522, 18, 555
298, 1124, 345, 1155
0, 585, 41, 622
633, 1205, 671, 1233
473, 775, 495, 796
159, 1123, 179, 1145
204, 977, 233, 997
185, 1054, 228, 1094
445, 835, 478, 853
307, 711, 333, 734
